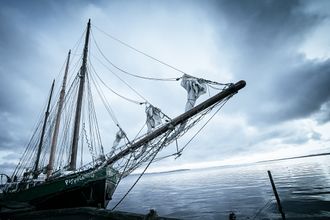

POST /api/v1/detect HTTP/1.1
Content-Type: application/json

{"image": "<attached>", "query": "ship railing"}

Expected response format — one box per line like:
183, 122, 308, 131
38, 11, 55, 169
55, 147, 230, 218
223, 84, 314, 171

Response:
73, 157, 106, 173
2, 182, 19, 193
51, 156, 106, 178
0, 184, 5, 194
2, 178, 44, 193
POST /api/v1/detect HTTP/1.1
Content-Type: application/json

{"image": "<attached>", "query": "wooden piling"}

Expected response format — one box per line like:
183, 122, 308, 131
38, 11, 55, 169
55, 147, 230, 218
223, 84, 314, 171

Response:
267, 170, 286, 220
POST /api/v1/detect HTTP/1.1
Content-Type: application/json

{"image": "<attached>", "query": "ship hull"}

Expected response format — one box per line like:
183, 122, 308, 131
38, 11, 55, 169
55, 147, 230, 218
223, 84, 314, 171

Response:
35, 176, 116, 209
0, 165, 119, 210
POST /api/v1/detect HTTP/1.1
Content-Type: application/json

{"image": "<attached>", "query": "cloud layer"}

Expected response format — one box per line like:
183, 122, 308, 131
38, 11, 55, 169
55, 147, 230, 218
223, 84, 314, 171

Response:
1, 0, 330, 174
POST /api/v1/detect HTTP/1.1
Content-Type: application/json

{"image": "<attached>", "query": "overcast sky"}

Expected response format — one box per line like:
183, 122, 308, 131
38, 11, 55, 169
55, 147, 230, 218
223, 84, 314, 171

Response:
1, 0, 330, 174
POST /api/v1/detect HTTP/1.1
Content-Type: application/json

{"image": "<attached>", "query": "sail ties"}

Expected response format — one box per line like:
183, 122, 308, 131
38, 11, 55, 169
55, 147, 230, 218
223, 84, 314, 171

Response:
181, 74, 207, 111
113, 128, 125, 149
110, 104, 170, 159
132, 104, 169, 158
165, 74, 209, 143
109, 127, 127, 157
145, 105, 162, 132
145, 103, 171, 132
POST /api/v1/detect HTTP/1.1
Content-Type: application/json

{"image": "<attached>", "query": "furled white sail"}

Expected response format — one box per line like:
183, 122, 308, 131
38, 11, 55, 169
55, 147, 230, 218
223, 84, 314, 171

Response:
145, 105, 162, 131
181, 74, 207, 111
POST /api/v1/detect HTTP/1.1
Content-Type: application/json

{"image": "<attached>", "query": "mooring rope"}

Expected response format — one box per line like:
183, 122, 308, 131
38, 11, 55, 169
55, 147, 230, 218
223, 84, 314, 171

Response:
111, 135, 168, 210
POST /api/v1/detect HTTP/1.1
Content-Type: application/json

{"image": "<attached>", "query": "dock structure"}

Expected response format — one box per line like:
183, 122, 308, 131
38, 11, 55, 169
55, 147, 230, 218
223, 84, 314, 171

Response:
0, 207, 180, 220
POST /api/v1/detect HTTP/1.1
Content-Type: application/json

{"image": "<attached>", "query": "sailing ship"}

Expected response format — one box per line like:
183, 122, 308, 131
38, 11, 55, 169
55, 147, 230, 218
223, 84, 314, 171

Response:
0, 20, 245, 211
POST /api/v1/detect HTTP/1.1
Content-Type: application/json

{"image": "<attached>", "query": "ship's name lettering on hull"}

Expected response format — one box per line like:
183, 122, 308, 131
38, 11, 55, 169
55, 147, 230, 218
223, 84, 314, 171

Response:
65, 173, 95, 186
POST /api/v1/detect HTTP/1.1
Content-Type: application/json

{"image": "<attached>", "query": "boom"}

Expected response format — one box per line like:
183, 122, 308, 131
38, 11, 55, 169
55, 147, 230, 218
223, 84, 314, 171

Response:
106, 80, 246, 165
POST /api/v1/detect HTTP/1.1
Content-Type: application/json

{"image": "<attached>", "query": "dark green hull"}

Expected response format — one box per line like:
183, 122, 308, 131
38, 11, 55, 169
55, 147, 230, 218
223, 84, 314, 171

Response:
0, 165, 119, 210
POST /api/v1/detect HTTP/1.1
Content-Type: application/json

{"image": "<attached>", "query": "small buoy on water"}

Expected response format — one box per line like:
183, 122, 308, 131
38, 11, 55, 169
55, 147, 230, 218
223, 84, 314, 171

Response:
229, 211, 236, 220
144, 209, 158, 220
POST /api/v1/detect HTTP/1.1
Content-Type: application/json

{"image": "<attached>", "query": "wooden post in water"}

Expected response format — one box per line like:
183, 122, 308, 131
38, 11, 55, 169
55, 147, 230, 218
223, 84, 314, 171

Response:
267, 170, 286, 220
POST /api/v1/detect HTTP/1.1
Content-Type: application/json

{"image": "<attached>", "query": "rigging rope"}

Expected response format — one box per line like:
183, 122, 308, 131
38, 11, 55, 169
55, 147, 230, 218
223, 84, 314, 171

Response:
89, 60, 144, 105
88, 66, 120, 126
91, 28, 231, 89
92, 25, 190, 76
153, 95, 232, 163
252, 199, 275, 220
72, 28, 86, 57
91, 53, 149, 103
82, 123, 95, 162
177, 95, 232, 154
88, 63, 133, 148
86, 73, 104, 157
111, 135, 166, 211
89, 57, 173, 139
91, 30, 180, 82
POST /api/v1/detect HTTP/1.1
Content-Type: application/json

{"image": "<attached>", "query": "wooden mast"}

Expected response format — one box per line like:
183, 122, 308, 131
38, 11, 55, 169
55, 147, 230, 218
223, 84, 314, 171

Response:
69, 19, 91, 170
47, 50, 71, 178
33, 80, 55, 179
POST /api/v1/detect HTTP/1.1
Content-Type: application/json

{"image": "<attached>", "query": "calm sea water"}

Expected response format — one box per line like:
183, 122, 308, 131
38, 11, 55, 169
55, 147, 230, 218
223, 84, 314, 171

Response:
108, 155, 330, 219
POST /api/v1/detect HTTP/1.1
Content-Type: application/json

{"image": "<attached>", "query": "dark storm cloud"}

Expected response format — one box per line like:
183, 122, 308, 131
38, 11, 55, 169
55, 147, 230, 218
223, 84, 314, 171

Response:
0, 1, 63, 157
0, 0, 97, 153
217, 0, 321, 51
0, 6, 36, 112
205, 0, 330, 124
274, 59, 330, 122
314, 101, 330, 124
0, 3, 45, 156
252, 126, 321, 146
0, 0, 62, 112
